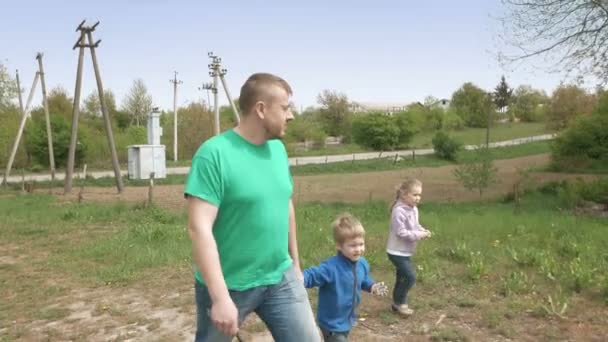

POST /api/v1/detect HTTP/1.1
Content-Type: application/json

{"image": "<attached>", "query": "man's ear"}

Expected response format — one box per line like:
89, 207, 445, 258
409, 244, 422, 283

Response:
254, 101, 266, 119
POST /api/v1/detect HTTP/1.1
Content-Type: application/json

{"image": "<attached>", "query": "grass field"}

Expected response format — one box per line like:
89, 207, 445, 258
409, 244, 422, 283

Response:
1, 181, 607, 340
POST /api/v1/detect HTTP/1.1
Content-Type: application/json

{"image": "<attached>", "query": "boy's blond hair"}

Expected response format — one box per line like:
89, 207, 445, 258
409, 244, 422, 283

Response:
332, 213, 365, 245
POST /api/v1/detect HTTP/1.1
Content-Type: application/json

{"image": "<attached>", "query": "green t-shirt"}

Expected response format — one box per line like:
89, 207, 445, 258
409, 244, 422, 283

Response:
184, 129, 293, 290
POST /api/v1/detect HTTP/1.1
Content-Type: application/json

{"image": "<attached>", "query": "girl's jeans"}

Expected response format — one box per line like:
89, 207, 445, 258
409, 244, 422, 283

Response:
387, 253, 416, 305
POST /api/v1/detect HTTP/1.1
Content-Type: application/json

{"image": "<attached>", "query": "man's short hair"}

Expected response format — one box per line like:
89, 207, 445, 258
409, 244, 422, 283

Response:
239, 73, 292, 114
332, 213, 365, 245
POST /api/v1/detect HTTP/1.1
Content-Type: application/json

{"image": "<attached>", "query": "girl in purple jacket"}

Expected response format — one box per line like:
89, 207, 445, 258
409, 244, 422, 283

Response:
386, 179, 432, 316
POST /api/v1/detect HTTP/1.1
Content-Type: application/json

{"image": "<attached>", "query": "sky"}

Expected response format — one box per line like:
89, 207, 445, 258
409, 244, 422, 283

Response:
0, 0, 572, 112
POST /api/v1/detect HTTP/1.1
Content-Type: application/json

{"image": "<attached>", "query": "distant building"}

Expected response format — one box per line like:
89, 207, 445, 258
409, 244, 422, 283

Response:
350, 101, 413, 115
351, 99, 451, 114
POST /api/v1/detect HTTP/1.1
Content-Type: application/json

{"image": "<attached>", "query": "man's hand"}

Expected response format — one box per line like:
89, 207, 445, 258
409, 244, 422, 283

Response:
293, 264, 304, 282
370, 282, 389, 297
209, 297, 239, 337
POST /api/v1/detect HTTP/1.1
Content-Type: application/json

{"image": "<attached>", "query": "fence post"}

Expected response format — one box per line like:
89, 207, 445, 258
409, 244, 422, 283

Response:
147, 172, 155, 206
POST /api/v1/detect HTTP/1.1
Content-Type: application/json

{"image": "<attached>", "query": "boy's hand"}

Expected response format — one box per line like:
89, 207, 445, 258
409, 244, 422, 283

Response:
371, 282, 389, 297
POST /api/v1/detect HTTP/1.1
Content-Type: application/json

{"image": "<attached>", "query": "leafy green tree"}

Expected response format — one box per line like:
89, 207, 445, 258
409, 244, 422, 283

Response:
161, 102, 214, 160
30, 86, 73, 121
547, 84, 595, 130
509, 85, 549, 122
0, 62, 17, 111
450, 82, 495, 128
551, 102, 608, 168
82, 89, 117, 118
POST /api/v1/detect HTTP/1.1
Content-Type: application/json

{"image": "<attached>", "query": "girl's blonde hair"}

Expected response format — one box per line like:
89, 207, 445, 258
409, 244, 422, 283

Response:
332, 213, 365, 245
391, 178, 422, 210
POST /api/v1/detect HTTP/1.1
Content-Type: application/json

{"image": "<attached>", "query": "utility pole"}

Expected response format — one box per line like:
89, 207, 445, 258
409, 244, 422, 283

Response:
170, 71, 182, 161
2, 70, 25, 186
208, 54, 220, 135
2, 59, 52, 186
199, 81, 216, 133
15, 70, 24, 114
207, 52, 240, 128
65, 20, 123, 194
37, 53, 56, 181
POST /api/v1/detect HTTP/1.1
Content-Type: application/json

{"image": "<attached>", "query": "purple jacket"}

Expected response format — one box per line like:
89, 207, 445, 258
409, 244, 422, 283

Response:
386, 201, 426, 256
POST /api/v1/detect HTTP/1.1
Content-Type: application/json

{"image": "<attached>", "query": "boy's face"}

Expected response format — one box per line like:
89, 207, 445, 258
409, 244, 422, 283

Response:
337, 237, 365, 262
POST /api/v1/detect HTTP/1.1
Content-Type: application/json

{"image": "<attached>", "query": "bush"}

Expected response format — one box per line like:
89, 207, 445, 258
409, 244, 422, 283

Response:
442, 109, 465, 130
352, 112, 400, 151
432, 131, 462, 161
24, 115, 87, 167
551, 111, 608, 169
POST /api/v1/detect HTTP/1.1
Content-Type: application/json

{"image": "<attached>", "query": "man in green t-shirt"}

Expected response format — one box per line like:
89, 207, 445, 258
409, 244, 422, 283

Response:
185, 73, 320, 341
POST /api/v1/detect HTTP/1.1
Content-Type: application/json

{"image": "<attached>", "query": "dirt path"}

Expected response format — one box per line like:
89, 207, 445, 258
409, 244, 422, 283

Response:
56, 154, 598, 210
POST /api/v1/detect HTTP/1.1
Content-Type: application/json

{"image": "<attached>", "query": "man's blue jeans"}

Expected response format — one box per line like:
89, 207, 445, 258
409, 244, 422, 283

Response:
387, 253, 416, 305
194, 266, 320, 342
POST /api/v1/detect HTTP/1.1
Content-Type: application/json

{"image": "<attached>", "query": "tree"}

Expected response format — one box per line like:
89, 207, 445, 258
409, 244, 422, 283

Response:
499, 0, 608, 84
453, 148, 499, 197
547, 84, 595, 130
121, 79, 152, 126
493, 75, 513, 113
30, 86, 72, 121
450, 82, 495, 128
316, 90, 352, 139
82, 89, 117, 118
0, 62, 17, 111
509, 85, 549, 122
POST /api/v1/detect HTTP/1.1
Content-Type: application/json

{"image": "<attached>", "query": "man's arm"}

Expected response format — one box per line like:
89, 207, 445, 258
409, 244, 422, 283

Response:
188, 196, 238, 337
287, 199, 303, 279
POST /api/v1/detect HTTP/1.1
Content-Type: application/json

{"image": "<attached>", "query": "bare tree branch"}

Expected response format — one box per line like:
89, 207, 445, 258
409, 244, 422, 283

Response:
500, 0, 608, 84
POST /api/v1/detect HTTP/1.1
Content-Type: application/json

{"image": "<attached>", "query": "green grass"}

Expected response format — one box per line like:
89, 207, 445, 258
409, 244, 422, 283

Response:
1, 182, 607, 339
291, 140, 551, 175
410, 122, 550, 148
8, 186, 605, 298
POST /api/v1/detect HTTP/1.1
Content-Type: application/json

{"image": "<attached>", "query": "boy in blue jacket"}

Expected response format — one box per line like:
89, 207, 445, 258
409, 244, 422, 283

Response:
303, 213, 388, 342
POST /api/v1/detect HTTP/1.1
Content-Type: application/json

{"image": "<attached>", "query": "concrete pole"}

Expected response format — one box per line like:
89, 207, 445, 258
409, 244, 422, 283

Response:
2, 71, 28, 186
170, 71, 182, 161
65, 31, 86, 194
87, 30, 124, 193
23, 72, 40, 117
16, 70, 24, 114
219, 72, 240, 124
37, 53, 56, 181
213, 72, 219, 135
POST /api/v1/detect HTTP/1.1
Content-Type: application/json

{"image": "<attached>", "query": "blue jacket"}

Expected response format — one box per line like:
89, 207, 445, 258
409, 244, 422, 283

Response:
303, 253, 375, 333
